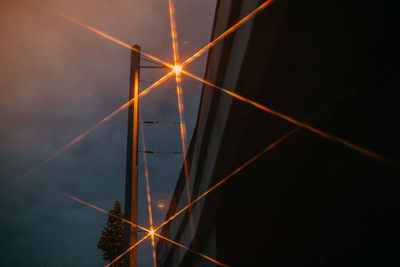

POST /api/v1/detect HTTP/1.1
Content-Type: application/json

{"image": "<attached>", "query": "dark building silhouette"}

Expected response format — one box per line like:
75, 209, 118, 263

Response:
157, 1, 400, 266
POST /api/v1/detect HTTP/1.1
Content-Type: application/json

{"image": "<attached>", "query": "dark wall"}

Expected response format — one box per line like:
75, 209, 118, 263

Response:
215, 1, 400, 266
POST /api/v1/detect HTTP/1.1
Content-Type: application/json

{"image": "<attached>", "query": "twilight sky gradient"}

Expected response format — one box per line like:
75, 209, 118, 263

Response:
0, 0, 216, 266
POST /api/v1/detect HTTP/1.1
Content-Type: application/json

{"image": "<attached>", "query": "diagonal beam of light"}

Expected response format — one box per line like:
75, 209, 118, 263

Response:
52, 10, 174, 69
168, 0, 180, 67
153, 233, 229, 267
62, 192, 148, 232
154, 142, 269, 232
106, 234, 150, 267
181, 0, 275, 66
61, 192, 227, 267
139, 121, 157, 267
181, 70, 394, 165
12, 71, 174, 185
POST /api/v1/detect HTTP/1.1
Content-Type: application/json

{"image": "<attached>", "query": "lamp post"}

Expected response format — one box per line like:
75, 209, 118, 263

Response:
123, 44, 140, 267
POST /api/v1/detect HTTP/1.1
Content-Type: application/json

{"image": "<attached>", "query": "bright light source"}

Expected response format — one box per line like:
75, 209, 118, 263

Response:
150, 230, 155, 236
157, 203, 165, 209
173, 65, 182, 73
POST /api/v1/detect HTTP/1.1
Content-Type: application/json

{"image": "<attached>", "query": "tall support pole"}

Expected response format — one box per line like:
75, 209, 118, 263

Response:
123, 44, 140, 267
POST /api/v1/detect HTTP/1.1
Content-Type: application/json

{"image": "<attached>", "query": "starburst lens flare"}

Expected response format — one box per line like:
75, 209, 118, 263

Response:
61, 191, 225, 266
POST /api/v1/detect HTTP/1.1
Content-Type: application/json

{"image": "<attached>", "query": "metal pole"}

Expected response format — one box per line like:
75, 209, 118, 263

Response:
123, 44, 140, 267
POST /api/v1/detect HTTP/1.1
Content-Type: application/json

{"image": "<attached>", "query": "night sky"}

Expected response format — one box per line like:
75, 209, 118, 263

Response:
0, 0, 216, 266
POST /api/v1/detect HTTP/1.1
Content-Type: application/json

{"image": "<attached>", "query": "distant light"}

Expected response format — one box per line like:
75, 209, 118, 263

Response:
173, 65, 182, 73
157, 203, 165, 209
184, 41, 189, 44
149, 229, 155, 236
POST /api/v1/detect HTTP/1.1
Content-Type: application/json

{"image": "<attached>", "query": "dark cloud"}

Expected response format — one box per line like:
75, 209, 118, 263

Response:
0, 0, 216, 266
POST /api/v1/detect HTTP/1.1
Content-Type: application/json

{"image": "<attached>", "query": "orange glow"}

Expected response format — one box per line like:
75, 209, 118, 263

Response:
154, 233, 229, 267
173, 65, 182, 73
13, 71, 174, 185
181, 70, 392, 164
182, 0, 275, 66
157, 203, 166, 209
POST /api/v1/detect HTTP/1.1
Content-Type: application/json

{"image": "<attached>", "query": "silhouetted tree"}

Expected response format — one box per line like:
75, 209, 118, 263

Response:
97, 200, 124, 266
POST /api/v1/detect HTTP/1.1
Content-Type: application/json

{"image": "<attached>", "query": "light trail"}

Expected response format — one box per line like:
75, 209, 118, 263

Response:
139, 121, 157, 267
181, 70, 393, 165
106, 233, 150, 267
53, 10, 174, 69
168, 0, 197, 248
62, 192, 226, 267
181, 0, 275, 66
153, 233, 229, 267
154, 142, 270, 232
169, 0, 180, 67
12, 71, 174, 185
62, 192, 149, 232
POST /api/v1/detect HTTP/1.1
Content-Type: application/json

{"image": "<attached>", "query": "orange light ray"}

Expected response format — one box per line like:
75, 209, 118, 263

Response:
53, 10, 174, 69
155, 142, 269, 232
168, 0, 180, 66
182, 0, 275, 66
153, 233, 229, 267
106, 233, 150, 267
168, 0, 196, 245
139, 121, 157, 267
12, 71, 174, 185
181, 70, 394, 165
175, 70, 198, 243
62, 192, 149, 232
175, 72, 190, 193
169, 0, 189, 201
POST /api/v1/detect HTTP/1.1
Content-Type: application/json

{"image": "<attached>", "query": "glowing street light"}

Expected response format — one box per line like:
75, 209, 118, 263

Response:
173, 65, 182, 73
